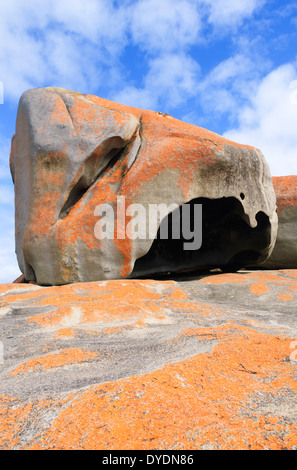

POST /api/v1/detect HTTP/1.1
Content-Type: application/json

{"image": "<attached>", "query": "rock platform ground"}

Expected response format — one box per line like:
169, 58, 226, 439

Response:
0, 269, 297, 449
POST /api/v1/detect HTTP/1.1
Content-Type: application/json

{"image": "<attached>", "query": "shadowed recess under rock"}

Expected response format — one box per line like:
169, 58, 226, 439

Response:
131, 197, 271, 278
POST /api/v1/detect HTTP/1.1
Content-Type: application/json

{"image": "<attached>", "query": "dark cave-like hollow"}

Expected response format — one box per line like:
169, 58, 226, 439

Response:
130, 196, 271, 278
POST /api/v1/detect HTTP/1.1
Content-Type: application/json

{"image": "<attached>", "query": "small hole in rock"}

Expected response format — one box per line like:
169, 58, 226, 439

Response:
240, 193, 245, 200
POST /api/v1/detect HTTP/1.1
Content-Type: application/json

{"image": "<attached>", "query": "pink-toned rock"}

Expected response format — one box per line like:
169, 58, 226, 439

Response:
12, 274, 25, 283
12, 274, 37, 285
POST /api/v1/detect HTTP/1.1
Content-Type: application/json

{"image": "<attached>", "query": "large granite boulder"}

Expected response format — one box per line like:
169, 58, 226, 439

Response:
0, 271, 297, 450
10, 87, 278, 285
262, 176, 297, 269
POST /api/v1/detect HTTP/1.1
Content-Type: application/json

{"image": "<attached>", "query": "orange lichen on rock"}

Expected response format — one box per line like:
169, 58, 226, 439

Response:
262, 177, 297, 270
9, 348, 98, 376
0, 283, 40, 296
277, 293, 294, 302
249, 282, 269, 295
0, 397, 34, 448
24, 280, 204, 332
0, 271, 297, 450
272, 176, 297, 214
22, 326, 297, 450
54, 328, 76, 338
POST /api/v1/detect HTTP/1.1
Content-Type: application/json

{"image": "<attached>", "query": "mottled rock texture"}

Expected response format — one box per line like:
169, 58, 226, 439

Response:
262, 176, 297, 269
1, 271, 297, 449
10, 87, 277, 285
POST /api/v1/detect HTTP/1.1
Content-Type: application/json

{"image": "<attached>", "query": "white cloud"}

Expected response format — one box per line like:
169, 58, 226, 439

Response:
202, 0, 266, 27
113, 86, 157, 111
0, 251, 20, 283
0, 0, 128, 100
195, 50, 271, 127
200, 54, 257, 112
128, 0, 265, 53
224, 63, 297, 176
0, 135, 12, 180
129, 0, 202, 52
0, 185, 14, 206
0, 0, 269, 103
0, 200, 20, 283
49, 0, 129, 54
146, 53, 201, 106
0, 133, 20, 283
208, 54, 258, 84
0, 237, 20, 284
113, 52, 200, 110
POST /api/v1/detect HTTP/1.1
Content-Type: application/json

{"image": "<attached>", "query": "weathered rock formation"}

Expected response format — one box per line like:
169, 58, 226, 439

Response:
262, 176, 297, 269
10, 87, 278, 285
1, 271, 297, 449
5, 89, 297, 451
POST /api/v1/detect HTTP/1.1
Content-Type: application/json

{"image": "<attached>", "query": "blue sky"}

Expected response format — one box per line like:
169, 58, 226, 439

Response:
0, 0, 297, 282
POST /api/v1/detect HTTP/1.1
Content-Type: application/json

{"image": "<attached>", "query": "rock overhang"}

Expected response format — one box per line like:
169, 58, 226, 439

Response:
10, 87, 278, 285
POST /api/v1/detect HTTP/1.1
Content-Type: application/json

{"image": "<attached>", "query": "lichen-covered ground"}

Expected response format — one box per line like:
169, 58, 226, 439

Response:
0, 270, 297, 449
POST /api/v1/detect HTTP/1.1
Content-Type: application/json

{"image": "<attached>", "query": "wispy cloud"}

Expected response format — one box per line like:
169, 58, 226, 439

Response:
201, 0, 266, 28
0, 0, 268, 102
196, 45, 272, 125
113, 52, 200, 110
0, 135, 12, 180
224, 63, 297, 176
112, 0, 269, 113
0, 135, 19, 282
0, 215, 20, 283
0, 0, 128, 100
129, 0, 202, 52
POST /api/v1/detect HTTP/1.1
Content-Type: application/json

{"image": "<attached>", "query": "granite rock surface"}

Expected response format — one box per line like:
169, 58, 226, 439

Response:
262, 176, 297, 269
1, 270, 297, 450
10, 87, 277, 285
